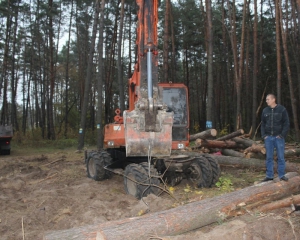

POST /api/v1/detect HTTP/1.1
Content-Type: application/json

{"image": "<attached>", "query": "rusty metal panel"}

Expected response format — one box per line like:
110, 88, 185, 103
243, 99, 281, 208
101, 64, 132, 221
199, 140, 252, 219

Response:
103, 123, 125, 148
124, 109, 173, 157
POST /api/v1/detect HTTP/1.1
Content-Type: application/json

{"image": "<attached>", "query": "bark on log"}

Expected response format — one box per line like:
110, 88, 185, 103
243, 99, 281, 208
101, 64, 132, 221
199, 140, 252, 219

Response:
212, 155, 300, 173
244, 144, 266, 154
221, 149, 245, 158
245, 147, 300, 159
44, 173, 300, 240
232, 137, 257, 148
245, 152, 265, 160
256, 194, 300, 213
216, 129, 244, 141
284, 148, 300, 158
195, 139, 240, 149
189, 129, 217, 141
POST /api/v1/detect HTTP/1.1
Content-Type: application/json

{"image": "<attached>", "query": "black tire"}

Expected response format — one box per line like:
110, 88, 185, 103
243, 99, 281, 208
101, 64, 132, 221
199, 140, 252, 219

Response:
185, 159, 203, 187
196, 157, 213, 188
86, 151, 112, 181
124, 163, 150, 199
139, 162, 161, 195
203, 154, 221, 186
1, 149, 10, 155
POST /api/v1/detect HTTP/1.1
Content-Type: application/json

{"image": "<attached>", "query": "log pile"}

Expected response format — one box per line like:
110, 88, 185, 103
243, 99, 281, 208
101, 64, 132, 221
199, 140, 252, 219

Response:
190, 129, 300, 160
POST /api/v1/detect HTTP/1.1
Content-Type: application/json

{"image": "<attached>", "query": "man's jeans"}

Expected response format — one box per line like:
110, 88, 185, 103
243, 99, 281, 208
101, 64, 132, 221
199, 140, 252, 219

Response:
264, 136, 285, 178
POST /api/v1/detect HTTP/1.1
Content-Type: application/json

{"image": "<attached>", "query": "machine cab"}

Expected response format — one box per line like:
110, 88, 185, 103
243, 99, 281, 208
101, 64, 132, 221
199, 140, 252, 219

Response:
159, 83, 189, 149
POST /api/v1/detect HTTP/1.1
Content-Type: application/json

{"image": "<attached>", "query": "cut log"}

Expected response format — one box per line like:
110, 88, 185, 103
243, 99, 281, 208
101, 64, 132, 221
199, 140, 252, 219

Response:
232, 137, 257, 148
244, 144, 266, 154
189, 129, 217, 141
284, 148, 300, 158
221, 149, 245, 158
245, 152, 265, 160
216, 129, 244, 141
245, 147, 300, 159
195, 139, 240, 149
212, 155, 300, 173
44, 173, 300, 240
256, 194, 300, 213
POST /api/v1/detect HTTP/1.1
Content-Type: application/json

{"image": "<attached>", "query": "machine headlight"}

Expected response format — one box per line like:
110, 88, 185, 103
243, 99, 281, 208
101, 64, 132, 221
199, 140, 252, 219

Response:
177, 143, 184, 149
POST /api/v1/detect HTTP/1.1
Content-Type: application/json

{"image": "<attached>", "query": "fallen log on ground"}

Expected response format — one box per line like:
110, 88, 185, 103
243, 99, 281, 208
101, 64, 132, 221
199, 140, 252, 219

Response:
212, 155, 300, 173
221, 149, 245, 158
189, 129, 217, 141
195, 139, 240, 149
256, 193, 300, 213
44, 173, 300, 240
216, 129, 244, 141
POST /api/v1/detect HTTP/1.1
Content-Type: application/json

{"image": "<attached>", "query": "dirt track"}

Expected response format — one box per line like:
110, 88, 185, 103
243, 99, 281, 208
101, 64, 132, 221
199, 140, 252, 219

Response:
1, 149, 299, 240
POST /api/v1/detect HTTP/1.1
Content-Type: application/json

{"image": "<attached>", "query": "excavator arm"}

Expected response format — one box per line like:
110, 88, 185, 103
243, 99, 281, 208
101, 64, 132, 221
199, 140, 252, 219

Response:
124, 0, 174, 157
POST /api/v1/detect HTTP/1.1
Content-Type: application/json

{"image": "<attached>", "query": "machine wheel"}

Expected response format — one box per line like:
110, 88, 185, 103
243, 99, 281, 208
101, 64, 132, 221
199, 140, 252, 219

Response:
196, 157, 213, 188
1, 149, 10, 155
203, 154, 221, 186
124, 163, 149, 199
86, 151, 112, 181
139, 162, 161, 195
185, 159, 203, 187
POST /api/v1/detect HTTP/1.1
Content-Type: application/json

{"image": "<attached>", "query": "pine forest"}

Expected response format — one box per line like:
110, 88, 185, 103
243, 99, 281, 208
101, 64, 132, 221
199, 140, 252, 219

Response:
0, 0, 300, 149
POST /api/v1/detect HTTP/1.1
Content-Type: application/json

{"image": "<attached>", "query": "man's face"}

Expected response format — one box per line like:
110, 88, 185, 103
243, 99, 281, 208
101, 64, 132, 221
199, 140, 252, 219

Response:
266, 95, 275, 107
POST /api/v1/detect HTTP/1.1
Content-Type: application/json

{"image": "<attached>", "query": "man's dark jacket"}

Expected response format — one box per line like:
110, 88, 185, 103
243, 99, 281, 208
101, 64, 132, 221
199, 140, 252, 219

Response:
261, 104, 290, 139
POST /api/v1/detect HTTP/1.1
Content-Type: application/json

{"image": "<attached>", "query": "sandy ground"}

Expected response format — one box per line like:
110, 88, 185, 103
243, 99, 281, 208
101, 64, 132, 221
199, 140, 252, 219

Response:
0, 149, 299, 240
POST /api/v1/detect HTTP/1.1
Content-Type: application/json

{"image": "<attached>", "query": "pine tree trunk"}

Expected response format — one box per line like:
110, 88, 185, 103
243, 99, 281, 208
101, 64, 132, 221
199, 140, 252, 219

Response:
117, 0, 125, 112
10, 2, 20, 131
251, 0, 258, 138
96, 0, 106, 150
0, 1, 12, 124
48, 0, 56, 140
64, 0, 74, 138
279, 0, 300, 141
78, 0, 101, 150
206, 0, 213, 129
275, 0, 282, 103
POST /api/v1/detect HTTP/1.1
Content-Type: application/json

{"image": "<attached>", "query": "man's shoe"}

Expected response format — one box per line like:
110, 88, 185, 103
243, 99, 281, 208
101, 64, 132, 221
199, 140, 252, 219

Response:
262, 177, 273, 182
280, 176, 289, 181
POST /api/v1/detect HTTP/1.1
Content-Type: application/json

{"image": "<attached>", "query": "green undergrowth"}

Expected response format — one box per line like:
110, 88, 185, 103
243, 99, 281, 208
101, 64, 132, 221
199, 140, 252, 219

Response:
10, 128, 98, 153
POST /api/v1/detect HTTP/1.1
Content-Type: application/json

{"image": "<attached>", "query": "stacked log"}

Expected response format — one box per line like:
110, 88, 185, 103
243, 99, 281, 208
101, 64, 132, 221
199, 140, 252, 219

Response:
190, 129, 300, 159
212, 155, 300, 173
189, 129, 217, 141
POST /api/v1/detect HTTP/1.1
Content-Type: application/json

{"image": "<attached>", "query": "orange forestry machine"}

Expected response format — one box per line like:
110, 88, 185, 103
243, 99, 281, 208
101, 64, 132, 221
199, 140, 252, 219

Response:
85, 0, 220, 199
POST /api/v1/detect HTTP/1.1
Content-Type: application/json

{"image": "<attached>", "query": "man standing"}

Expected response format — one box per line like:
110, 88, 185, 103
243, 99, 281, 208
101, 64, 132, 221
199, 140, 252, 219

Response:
261, 94, 290, 181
